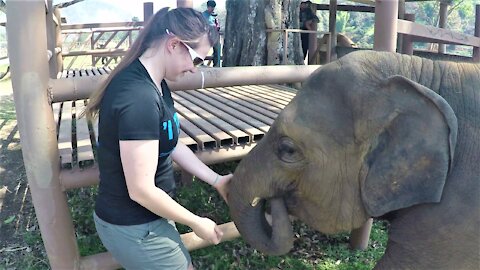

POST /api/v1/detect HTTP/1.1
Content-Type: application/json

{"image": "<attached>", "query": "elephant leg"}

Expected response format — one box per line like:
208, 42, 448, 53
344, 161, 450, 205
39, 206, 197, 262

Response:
349, 218, 373, 250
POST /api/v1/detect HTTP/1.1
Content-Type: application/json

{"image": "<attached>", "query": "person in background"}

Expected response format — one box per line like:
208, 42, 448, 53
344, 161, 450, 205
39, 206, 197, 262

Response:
202, 0, 221, 67
300, 0, 319, 60
84, 7, 231, 270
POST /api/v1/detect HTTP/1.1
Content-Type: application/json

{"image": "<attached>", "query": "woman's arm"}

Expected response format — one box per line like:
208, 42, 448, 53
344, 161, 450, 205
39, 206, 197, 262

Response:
120, 140, 223, 243
171, 142, 232, 202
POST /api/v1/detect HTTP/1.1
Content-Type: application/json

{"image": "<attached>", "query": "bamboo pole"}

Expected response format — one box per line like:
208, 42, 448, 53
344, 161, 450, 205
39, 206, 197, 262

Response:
177, 0, 193, 8
329, 0, 337, 60
438, 2, 448, 53
50, 65, 320, 103
144, 2, 153, 22
181, 222, 240, 251
7, 1, 80, 268
46, 1, 58, 78
373, 0, 399, 52
397, 0, 405, 52
350, 218, 373, 250
401, 14, 415, 55
60, 141, 260, 190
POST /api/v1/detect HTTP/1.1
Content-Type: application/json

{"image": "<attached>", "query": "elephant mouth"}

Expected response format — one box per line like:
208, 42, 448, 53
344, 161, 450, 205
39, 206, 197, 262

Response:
236, 195, 295, 255
262, 197, 297, 225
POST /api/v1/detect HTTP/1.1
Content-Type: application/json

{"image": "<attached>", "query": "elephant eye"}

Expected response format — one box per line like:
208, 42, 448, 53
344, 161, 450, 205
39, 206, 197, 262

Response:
277, 137, 304, 163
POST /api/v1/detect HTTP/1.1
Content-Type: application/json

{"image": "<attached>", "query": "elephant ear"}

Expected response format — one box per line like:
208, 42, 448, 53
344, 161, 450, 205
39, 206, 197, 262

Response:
360, 75, 457, 217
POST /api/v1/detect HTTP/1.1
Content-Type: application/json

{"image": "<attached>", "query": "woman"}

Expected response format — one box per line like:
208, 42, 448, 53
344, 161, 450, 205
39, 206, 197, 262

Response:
84, 7, 231, 270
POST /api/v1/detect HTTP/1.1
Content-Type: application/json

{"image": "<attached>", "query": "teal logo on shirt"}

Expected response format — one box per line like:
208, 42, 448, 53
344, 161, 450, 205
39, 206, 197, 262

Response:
159, 112, 180, 157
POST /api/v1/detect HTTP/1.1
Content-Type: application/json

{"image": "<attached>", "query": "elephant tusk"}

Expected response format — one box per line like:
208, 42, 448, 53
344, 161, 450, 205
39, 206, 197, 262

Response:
265, 212, 273, 226
251, 197, 261, 207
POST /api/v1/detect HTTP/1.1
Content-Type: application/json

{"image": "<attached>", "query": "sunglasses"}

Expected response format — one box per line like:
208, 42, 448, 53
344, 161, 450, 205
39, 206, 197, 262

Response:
166, 29, 205, 66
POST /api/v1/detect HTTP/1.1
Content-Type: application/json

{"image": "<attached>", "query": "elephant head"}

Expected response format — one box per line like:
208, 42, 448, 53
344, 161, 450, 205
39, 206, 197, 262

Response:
228, 51, 457, 255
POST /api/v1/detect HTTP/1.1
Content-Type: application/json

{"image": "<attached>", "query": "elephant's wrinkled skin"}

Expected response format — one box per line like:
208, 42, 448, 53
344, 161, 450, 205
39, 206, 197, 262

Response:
228, 51, 479, 269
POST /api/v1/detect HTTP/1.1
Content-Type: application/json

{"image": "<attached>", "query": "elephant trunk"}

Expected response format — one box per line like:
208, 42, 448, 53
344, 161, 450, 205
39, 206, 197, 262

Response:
229, 187, 294, 255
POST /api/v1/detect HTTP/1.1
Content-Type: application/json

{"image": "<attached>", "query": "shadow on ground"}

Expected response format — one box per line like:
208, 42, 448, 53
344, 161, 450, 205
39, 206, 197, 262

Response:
0, 94, 49, 269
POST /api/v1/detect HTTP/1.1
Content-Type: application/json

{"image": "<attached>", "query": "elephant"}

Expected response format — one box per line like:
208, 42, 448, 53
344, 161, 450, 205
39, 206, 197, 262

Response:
314, 33, 357, 64
228, 50, 479, 269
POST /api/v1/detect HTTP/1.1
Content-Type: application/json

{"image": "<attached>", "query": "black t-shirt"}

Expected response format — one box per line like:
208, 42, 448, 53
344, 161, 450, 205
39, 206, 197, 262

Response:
95, 59, 180, 225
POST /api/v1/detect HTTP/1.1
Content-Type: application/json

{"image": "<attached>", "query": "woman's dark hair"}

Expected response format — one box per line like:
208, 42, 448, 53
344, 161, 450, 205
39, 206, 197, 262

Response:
84, 7, 219, 119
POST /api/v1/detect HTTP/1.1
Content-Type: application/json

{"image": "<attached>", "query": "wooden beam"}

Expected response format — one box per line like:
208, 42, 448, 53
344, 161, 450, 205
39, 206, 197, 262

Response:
473, 5, 479, 61
329, 0, 338, 60
61, 21, 143, 30
317, 4, 374, 12
348, 0, 375, 6
397, 19, 480, 47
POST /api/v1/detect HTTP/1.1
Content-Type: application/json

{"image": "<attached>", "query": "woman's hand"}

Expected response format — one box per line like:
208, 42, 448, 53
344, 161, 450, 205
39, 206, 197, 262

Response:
190, 216, 223, 244
213, 173, 233, 203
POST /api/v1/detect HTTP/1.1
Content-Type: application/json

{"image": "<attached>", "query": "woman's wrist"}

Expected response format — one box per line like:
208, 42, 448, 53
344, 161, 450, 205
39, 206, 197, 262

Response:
211, 174, 220, 187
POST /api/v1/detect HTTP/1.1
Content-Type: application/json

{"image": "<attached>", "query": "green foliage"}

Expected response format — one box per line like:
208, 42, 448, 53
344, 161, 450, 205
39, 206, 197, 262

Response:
66, 186, 106, 256
17, 232, 50, 270
336, 12, 350, 33
3, 215, 15, 224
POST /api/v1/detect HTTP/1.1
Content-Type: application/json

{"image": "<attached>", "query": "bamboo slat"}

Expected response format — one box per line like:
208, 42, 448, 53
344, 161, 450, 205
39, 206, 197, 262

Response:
58, 101, 73, 167
173, 92, 251, 145
175, 101, 232, 149
184, 90, 270, 135
75, 100, 94, 165
204, 88, 278, 121
174, 105, 219, 150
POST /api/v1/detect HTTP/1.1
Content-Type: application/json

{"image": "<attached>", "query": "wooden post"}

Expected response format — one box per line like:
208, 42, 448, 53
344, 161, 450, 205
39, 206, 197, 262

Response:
46, 0, 58, 78
91, 31, 95, 67
438, 2, 448, 53
402, 13, 415, 55
7, 1, 80, 268
350, 218, 373, 250
397, 0, 405, 53
308, 3, 318, 64
473, 5, 480, 62
325, 33, 332, 63
177, 0, 193, 8
144, 2, 153, 22
283, 30, 288, 65
53, 8, 64, 76
329, 0, 337, 61
374, 0, 399, 52
46, 2, 63, 78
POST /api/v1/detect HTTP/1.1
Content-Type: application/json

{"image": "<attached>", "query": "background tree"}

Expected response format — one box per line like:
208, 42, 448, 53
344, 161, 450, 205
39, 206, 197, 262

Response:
223, 0, 304, 66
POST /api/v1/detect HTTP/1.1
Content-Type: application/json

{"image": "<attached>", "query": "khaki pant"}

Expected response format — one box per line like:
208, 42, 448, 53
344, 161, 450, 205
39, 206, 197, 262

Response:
94, 212, 191, 270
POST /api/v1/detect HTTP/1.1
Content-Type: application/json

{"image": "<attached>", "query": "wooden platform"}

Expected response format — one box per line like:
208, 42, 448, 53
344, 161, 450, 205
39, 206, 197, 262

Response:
53, 68, 297, 168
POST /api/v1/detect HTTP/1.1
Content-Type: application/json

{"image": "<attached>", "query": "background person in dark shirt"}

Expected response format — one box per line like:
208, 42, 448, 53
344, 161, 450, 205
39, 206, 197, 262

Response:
84, 7, 230, 270
202, 0, 221, 66
300, 0, 319, 60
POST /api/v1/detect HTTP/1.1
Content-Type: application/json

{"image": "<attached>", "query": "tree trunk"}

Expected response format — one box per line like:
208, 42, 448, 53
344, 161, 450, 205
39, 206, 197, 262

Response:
224, 0, 303, 66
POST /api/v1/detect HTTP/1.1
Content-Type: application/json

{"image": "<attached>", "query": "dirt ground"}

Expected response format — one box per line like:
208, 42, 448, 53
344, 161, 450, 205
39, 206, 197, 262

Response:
0, 84, 47, 268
